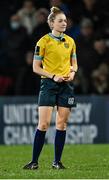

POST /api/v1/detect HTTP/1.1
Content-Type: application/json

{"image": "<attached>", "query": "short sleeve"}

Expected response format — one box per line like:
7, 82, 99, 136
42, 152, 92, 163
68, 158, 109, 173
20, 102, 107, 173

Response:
71, 40, 77, 59
33, 38, 46, 60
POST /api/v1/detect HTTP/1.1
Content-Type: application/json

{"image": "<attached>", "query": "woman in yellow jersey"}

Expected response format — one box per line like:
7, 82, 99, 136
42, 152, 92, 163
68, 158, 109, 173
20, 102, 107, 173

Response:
23, 7, 78, 170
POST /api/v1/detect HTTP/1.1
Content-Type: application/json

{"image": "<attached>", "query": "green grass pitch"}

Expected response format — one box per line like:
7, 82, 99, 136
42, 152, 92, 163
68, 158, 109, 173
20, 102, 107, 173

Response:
0, 144, 109, 179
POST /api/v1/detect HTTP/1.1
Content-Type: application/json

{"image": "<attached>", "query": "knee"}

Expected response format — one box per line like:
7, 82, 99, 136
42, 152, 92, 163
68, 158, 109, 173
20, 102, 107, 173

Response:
56, 120, 67, 130
38, 122, 50, 131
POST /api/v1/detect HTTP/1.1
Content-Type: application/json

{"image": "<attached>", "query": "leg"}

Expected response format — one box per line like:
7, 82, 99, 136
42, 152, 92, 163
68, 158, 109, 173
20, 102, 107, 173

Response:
23, 106, 53, 169
53, 107, 70, 169
38, 106, 53, 131
56, 106, 70, 130
32, 106, 53, 162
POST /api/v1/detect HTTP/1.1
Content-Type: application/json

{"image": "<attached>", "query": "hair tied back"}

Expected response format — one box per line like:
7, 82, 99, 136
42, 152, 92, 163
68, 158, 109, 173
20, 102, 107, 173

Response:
50, 6, 60, 14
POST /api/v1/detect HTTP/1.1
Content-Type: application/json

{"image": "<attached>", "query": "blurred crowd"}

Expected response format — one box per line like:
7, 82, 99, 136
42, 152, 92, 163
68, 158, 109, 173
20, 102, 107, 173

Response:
0, 0, 109, 96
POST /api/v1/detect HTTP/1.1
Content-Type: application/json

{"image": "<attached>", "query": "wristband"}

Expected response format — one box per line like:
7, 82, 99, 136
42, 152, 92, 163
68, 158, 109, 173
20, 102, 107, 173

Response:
52, 74, 55, 80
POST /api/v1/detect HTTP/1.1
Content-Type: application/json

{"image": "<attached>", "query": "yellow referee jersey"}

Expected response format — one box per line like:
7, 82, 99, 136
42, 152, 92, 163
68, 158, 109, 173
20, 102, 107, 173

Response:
34, 33, 77, 77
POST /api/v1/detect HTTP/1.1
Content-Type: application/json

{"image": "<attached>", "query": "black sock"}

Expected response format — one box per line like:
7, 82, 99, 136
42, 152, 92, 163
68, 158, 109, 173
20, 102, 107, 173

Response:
32, 129, 46, 163
54, 129, 66, 163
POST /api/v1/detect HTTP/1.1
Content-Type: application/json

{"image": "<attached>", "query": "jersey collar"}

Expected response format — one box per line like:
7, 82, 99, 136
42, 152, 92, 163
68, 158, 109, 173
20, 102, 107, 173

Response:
48, 33, 64, 41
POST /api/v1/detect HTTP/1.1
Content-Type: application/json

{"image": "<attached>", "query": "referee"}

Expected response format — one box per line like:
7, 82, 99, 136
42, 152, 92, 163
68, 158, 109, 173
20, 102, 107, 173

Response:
23, 6, 78, 170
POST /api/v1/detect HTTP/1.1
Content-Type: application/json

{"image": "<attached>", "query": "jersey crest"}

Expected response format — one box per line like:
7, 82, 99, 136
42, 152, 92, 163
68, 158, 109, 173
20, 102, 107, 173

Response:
64, 42, 69, 48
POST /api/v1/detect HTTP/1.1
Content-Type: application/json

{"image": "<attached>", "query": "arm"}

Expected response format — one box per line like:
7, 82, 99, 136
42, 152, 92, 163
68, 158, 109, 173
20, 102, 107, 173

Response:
33, 39, 64, 82
64, 42, 78, 82
33, 41, 54, 79
71, 57, 78, 73
33, 60, 64, 82
33, 60, 53, 79
70, 40, 78, 73
67, 57, 78, 81
63, 60, 78, 82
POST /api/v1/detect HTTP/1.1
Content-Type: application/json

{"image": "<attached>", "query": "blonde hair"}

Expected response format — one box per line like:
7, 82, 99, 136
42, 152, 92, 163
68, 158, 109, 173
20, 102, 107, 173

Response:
47, 7, 64, 29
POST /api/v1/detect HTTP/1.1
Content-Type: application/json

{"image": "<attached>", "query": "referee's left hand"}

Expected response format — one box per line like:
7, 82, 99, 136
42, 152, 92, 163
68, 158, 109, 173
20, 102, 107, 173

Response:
63, 72, 75, 82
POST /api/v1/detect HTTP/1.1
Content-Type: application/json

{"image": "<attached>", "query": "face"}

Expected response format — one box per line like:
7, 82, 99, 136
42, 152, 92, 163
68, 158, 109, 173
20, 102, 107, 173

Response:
83, 0, 95, 6
52, 13, 67, 33
81, 26, 93, 37
10, 15, 21, 30
50, 0, 61, 6
24, 1, 33, 12
26, 51, 33, 65
94, 40, 106, 52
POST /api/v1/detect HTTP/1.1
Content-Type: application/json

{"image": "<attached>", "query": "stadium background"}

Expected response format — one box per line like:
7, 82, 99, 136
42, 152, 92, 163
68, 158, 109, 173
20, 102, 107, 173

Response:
0, 0, 109, 145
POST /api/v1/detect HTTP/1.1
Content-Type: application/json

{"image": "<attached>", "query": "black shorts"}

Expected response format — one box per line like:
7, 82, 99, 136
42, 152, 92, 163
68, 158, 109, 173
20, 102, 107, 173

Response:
38, 78, 76, 108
